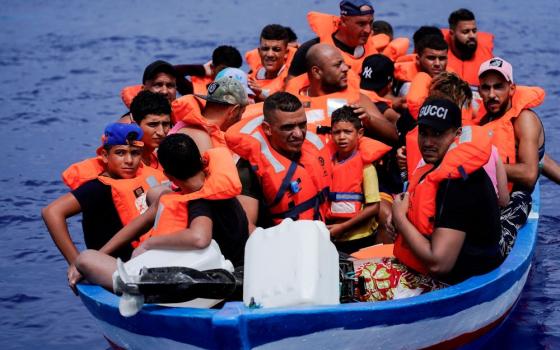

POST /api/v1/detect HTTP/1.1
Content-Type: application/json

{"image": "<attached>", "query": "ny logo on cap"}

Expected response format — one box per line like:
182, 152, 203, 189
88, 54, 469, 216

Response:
207, 82, 219, 94
362, 66, 373, 79
489, 58, 503, 67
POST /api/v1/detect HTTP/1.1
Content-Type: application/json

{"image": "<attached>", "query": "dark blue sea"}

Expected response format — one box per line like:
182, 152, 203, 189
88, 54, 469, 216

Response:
1, 0, 559, 348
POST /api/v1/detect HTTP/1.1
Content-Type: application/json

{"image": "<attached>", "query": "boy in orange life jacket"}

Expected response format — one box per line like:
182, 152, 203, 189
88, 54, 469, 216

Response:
72, 134, 248, 291
327, 106, 381, 254
129, 91, 172, 170
42, 123, 145, 293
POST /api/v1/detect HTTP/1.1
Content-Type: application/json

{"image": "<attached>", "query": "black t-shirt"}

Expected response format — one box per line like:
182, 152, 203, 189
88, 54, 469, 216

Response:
236, 158, 274, 229
71, 179, 132, 260
288, 35, 356, 77
434, 168, 503, 284
188, 198, 249, 267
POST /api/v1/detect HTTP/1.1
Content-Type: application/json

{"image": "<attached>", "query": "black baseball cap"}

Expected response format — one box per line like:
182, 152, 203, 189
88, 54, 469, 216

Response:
417, 98, 462, 131
359, 54, 394, 92
142, 60, 176, 84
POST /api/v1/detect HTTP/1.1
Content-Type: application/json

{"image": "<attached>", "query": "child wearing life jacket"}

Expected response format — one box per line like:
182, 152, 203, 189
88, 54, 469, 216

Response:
72, 134, 248, 292
42, 123, 151, 293
326, 106, 383, 254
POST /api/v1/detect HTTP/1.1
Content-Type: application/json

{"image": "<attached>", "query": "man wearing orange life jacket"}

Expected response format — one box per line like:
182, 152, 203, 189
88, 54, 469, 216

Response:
286, 0, 376, 81
245, 24, 296, 101
170, 76, 249, 153
42, 123, 168, 293
286, 43, 398, 146
443, 9, 494, 87
226, 92, 332, 233
478, 57, 546, 255
354, 98, 503, 301
73, 134, 248, 291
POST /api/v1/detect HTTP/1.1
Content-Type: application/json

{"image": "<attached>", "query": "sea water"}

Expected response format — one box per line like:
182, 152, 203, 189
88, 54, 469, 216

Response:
1, 0, 559, 348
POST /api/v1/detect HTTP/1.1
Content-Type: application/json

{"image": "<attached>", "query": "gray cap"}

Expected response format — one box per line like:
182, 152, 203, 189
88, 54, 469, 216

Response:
197, 77, 249, 106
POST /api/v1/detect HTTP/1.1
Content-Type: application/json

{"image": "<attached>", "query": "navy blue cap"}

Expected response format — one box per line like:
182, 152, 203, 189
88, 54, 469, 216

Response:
417, 98, 462, 131
102, 123, 144, 147
340, 0, 374, 16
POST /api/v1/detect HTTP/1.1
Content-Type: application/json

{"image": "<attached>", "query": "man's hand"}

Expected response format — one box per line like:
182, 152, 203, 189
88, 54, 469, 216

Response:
131, 243, 149, 259
247, 77, 264, 99
392, 192, 410, 230
67, 263, 83, 296
396, 146, 407, 171
203, 60, 213, 77
327, 224, 345, 239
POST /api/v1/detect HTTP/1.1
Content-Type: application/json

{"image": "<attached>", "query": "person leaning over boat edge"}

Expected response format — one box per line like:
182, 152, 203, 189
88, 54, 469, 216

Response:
354, 98, 503, 301
73, 134, 248, 292
42, 123, 167, 294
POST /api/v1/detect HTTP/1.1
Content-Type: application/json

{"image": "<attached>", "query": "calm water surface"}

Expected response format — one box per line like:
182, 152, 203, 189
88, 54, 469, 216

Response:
1, 1, 559, 349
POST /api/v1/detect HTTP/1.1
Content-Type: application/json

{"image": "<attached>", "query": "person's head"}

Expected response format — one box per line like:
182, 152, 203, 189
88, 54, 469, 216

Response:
211, 45, 243, 77
416, 34, 448, 77
284, 26, 299, 48
258, 24, 290, 75
142, 60, 177, 103
130, 90, 172, 150
338, 0, 375, 47
412, 26, 444, 51
157, 133, 205, 192
262, 92, 306, 158
448, 9, 478, 58
198, 76, 249, 130
372, 20, 393, 40
331, 106, 363, 159
359, 54, 394, 95
417, 98, 462, 164
215, 67, 255, 99
478, 57, 515, 117
429, 72, 472, 109
306, 43, 350, 93
99, 123, 144, 179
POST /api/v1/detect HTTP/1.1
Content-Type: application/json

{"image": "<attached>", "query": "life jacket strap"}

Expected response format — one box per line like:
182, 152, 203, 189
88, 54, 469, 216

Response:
328, 192, 364, 202
268, 160, 298, 208
271, 187, 329, 221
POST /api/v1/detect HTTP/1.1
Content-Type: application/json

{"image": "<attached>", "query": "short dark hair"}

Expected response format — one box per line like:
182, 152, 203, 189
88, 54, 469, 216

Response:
130, 90, 171, 124
416, 34, 448, 56
448, 9, 475, 30
284, 26, 298, 43
413, 26, 444, 49
263, 92, 302, 122
331, 106, 362, 131
157, 134, 203, 180
260, 24, 289, 43
372, 20, 394, 38
212, 45, 242, 68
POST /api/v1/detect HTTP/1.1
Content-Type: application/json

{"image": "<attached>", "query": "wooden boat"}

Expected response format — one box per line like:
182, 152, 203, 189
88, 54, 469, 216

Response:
77, 184, 540, 349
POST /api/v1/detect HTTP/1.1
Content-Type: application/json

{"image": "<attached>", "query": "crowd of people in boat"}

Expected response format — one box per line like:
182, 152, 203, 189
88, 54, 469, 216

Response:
42, 0, 558, 301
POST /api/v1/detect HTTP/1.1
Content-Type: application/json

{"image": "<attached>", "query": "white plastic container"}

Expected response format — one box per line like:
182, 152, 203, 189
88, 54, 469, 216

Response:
243, 219, 340, 308
114, 240, 234, 316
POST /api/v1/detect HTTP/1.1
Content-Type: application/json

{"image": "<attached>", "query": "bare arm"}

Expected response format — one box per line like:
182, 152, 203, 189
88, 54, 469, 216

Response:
392, 193, 465, 276
542, 153, 560, 185
178, 127, 214, 154
495, 154, 510, 207
237, 194, 259, 234
328, 202, 379, 238
504, 110, 542, 189
41, 193, 82, 265
354, 94, 398, 145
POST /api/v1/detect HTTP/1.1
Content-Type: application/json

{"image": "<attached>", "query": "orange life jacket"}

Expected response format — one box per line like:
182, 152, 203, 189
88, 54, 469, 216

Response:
285, 73, 361, 133
307, 11, 380, 73
360, 89, 393, 107
136, 147, 241, 243
225, 115, 332, 224
170, 95, 226, 147
94, 165, 170, 228
245, 47, 296, 97
394, 125, 493, 274
241, 102, 264, 120
191, 76, 213, 96
382, 37, 410, 62
481, 86, 545, 167
62, 155, 166, 190
442, 29, 494, 86
327, 137, 391, 219
121, 85, 143, 108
